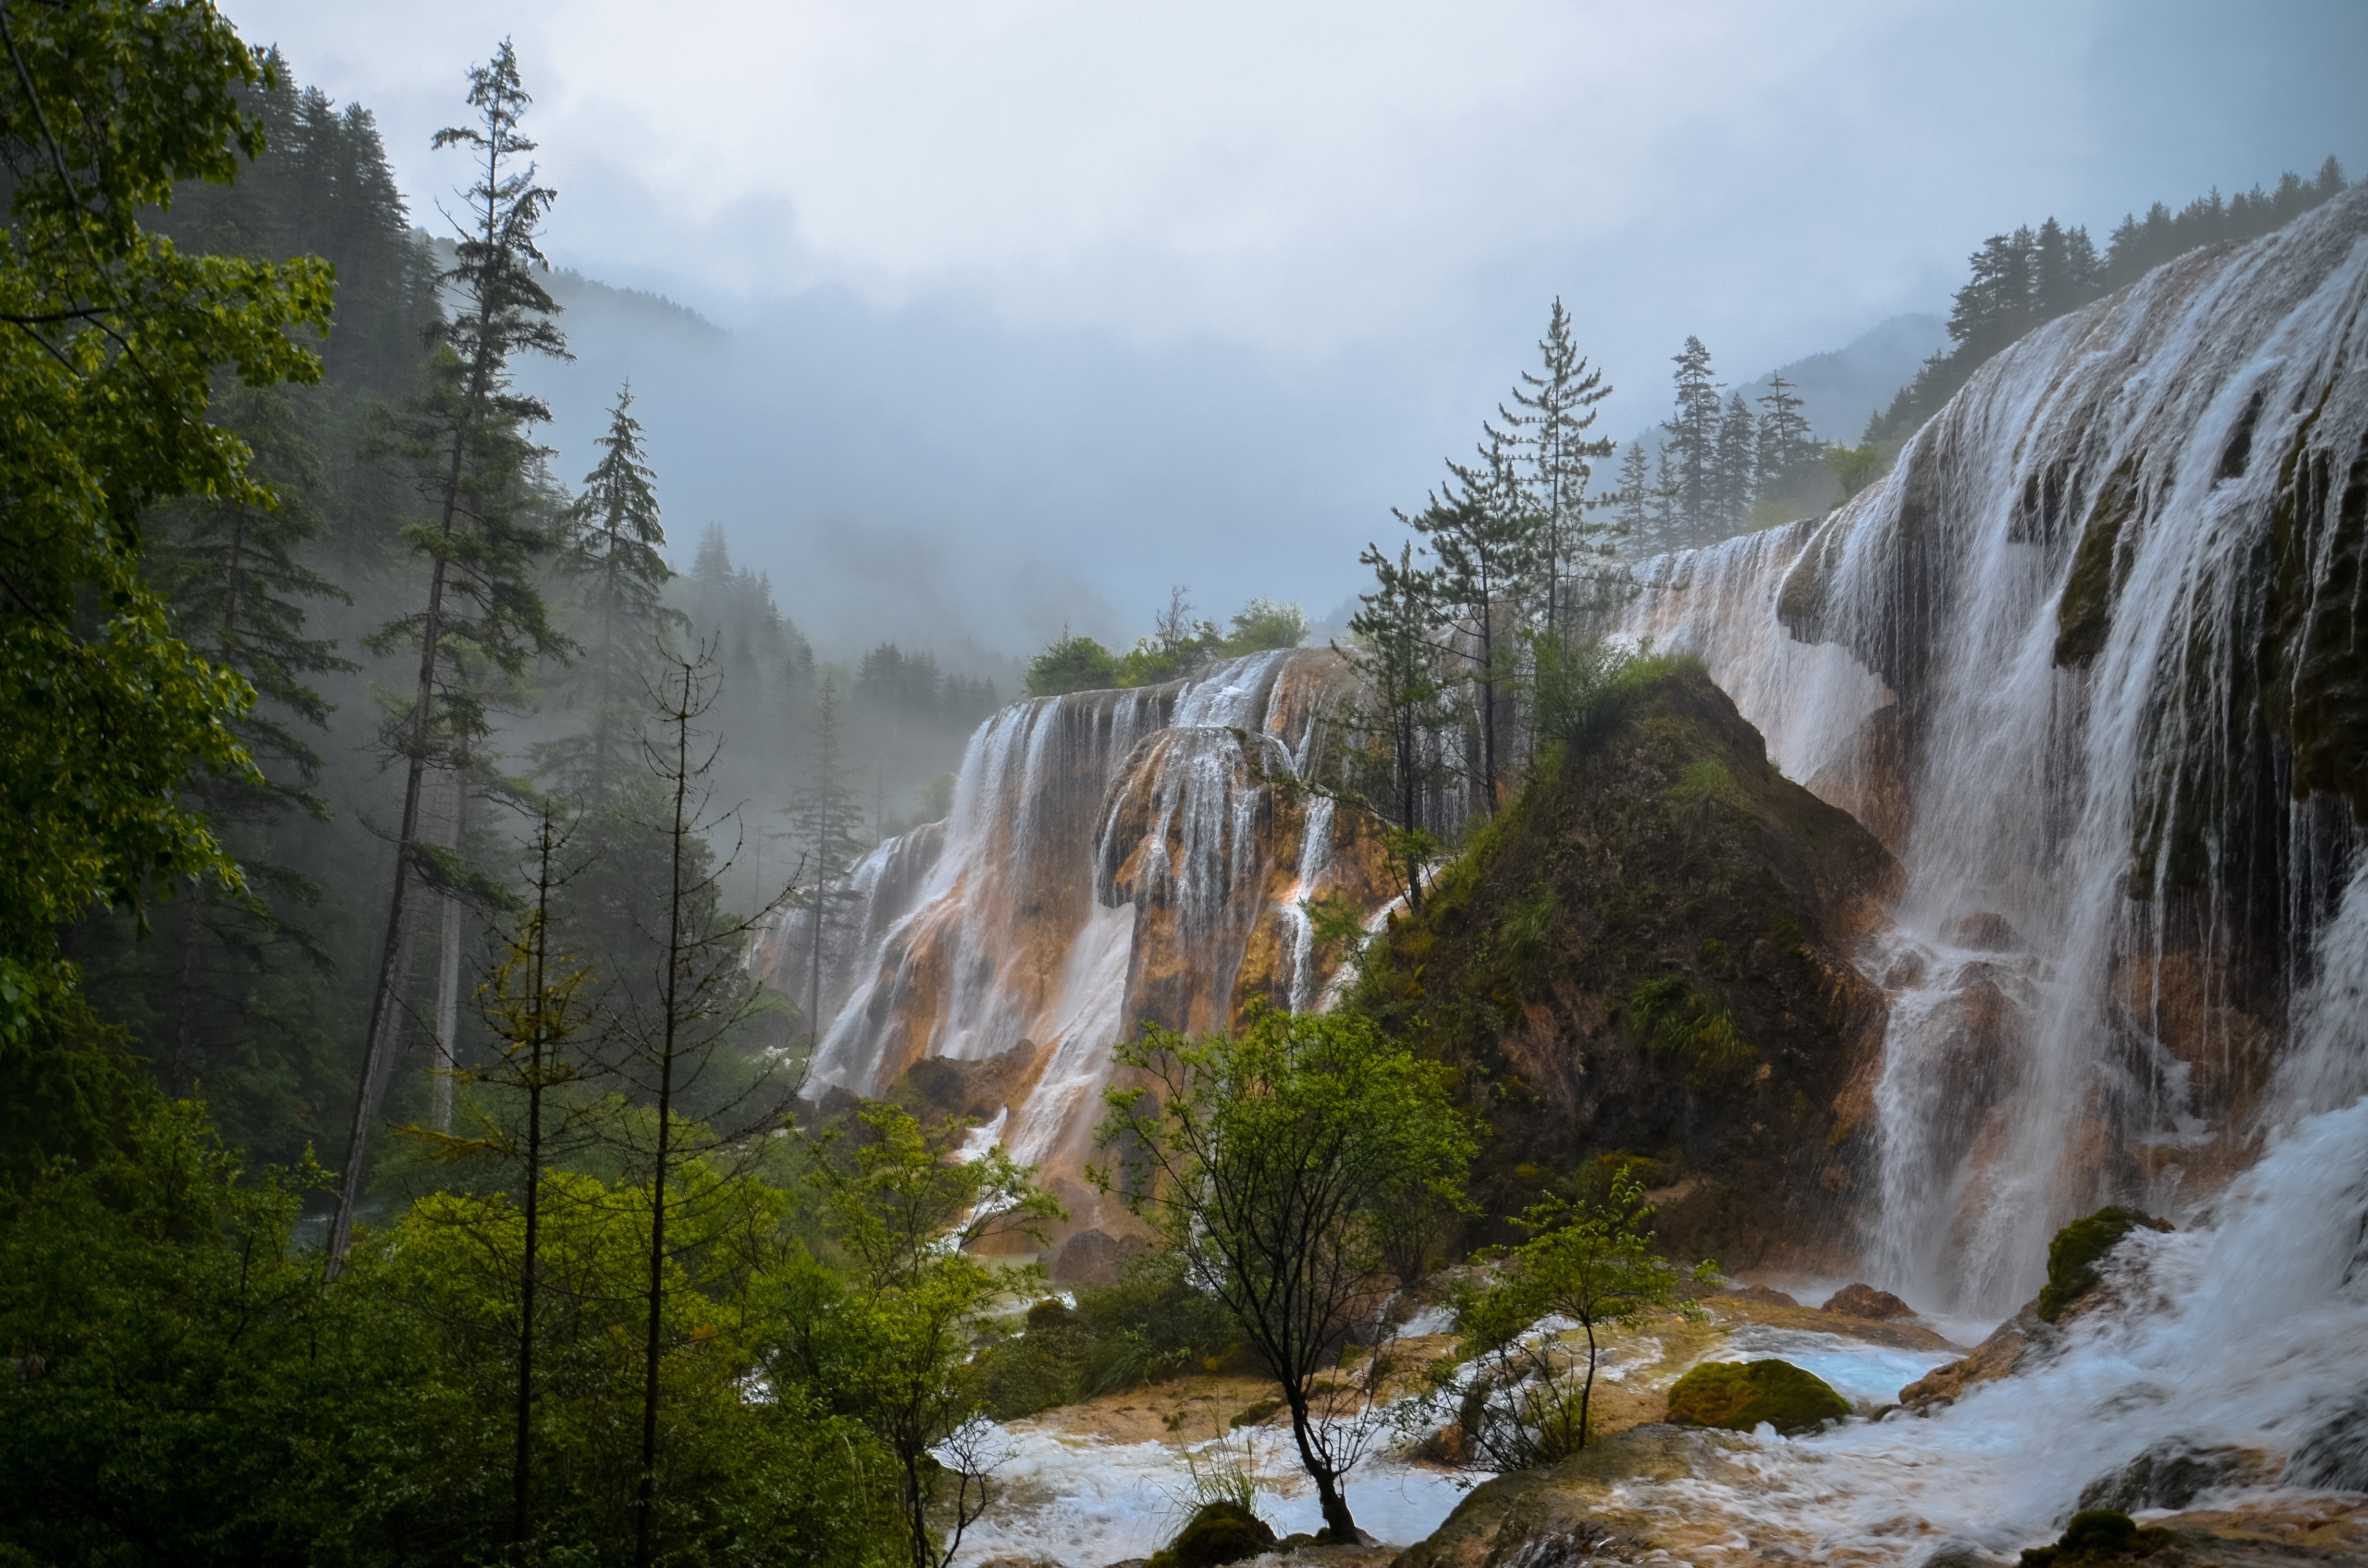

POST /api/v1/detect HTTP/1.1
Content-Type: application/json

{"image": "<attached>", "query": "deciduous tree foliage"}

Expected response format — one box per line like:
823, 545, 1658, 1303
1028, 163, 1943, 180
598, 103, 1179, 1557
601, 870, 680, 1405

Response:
1096, 1005, 1474, 1542
1, 0, 331, 1157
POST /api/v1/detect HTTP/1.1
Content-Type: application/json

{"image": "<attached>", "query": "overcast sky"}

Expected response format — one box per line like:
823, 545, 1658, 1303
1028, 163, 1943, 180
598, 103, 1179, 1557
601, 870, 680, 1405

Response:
227, 0, 2367, 657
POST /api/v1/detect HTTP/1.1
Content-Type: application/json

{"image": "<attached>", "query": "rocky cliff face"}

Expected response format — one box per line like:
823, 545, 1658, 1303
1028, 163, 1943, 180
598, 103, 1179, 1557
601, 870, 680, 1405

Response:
1350, 663, 1900, 1269
752, 649, 1396, 1230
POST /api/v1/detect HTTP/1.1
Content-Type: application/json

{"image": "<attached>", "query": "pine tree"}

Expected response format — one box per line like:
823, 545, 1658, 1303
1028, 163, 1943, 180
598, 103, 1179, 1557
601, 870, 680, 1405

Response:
1661, 337, 1722, 539
1650, 441, 1682, 555
1714, 391, 1757, 526
140, 381, 357, 1096
1494, 299, 1615, 639
1341, 542, 1451, 910
1753, 374, 1815, 501
332, 41, 573, 1270
542, 384, 681, 810
602, 647, 800, 1568
1615, 441, 1653, 554
1409, 433, 1542, 812
787, 676, 867, 1047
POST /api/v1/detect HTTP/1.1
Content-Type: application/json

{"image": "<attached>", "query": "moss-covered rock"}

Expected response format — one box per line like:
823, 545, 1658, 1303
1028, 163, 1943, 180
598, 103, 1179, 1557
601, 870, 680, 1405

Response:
1147, 1500, 1276, 1568
2018, 1507, 2176, 1565
1346, 662, 1899, 1267
2037, 1206, 2170, 1324
1665, 1358, 1850, 1434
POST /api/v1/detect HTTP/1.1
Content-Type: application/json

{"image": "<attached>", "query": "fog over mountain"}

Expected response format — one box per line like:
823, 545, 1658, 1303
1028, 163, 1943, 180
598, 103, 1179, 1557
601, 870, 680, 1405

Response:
236, 0, 2365, 660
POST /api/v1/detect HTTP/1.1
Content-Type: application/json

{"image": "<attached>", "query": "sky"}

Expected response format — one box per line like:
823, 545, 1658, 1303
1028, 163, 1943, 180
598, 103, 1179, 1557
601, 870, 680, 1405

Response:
227, 0, 2368, 659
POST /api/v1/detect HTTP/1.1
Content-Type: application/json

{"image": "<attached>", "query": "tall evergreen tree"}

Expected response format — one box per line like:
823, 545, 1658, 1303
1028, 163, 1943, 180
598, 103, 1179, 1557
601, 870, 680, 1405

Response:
139, 382, 356, 1099
1753, 373, 1816, 501
1614, 440, 1653, 554
542, 383, 681, 810
787, 675, 866, 1046
1409, 434, 1542, 812
1713, 390, 1757, 525
1494, 299, 1615, 638
1661, 337, 1721, 539
1341, 542, 1451, 910
332, 41, 573, 1270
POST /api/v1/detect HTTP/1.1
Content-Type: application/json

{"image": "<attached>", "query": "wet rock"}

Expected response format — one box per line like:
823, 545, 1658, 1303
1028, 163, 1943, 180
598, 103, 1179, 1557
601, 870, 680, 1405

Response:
2291, 1385, 2368, 1492
1051, 1227, 1151, 1287
1726, 1283, 1800, 1308
1822, 1282, 1915, 1320
1899, 1299, 2044, 1410
1924, 1545, 2016, 1568
1665, 1358, 1850, 1435
1393, 1424, 1708, 1568
2076, 1439, 2282, 1513
1955, 912, 2020, 950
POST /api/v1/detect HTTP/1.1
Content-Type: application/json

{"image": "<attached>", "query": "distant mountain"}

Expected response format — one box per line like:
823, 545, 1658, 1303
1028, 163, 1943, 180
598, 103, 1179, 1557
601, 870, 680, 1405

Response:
1732, 313, 1948, 445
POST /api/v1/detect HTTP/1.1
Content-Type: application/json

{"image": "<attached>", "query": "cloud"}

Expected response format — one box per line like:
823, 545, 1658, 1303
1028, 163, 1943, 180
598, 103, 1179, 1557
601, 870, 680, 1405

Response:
228, 0, 2368, 639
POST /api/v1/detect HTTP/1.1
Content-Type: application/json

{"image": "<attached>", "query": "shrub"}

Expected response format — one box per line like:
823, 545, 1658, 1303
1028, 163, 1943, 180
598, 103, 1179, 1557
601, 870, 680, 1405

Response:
1025, 631, 1119, 697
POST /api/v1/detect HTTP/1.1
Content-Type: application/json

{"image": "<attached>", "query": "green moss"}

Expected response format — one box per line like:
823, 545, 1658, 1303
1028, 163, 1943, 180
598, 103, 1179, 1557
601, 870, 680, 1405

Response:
2037, 1206, 2162, 1324
1147, 1500, 1276, 1568
1665, 1358, 1849, 1434
2017, 1507, 2176, 1566
2053, 451, 2145, 669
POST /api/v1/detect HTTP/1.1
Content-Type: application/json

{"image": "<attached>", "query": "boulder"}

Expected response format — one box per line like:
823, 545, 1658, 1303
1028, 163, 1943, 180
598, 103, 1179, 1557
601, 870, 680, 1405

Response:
1665, 1359, 1850, 1435
1822, 1282, 1915, 1320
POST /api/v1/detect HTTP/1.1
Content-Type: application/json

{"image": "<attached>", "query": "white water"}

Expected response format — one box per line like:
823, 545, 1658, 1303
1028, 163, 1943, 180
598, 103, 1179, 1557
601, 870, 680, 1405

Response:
1616, 184, 2368, 1316
762, 648, 1376, 1205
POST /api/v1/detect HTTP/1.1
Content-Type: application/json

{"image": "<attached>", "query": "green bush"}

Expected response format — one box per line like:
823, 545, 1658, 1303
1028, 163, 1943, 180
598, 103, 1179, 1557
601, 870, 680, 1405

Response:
1665, 1358, 1849, 1434
1025, 631, 1120, 697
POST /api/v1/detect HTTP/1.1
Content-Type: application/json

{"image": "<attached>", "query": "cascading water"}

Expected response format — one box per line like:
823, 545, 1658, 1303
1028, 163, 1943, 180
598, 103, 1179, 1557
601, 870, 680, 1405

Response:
759, 647, 1392, 1219
1616, 182, 2368, 1317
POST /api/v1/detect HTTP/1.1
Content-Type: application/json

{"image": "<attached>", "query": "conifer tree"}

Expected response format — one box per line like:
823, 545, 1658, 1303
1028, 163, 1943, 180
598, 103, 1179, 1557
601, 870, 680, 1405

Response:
1341, 542, 1451, 910
787, 675, 866, 1046
604, 645, 801, 1568
542, 383, 682, 809
1753, 374, 1816, 502
141, 382, 356, 1095
1494, 299, 1615, 638
1410, 434, 1542, 811
1714, 390, 1757, 525
332, 41, 573, 1270
1661, 337, 1722, 539
1615, 441, 1653, 554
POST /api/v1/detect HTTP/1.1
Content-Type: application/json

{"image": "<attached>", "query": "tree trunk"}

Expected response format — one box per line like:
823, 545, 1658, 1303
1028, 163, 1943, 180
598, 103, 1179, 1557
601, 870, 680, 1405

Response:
636, 666, 695, 1568
1285, 1390, 1360, 1542
431, 765, 468, 1133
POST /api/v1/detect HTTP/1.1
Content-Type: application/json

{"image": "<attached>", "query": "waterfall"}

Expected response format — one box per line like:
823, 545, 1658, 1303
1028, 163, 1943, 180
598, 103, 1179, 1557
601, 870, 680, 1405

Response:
763, 647, 1390, 1217
1614, 184, 2368, 1314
